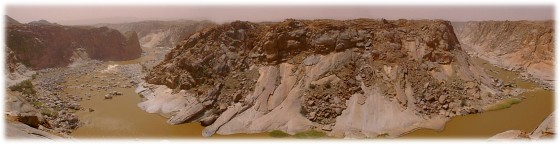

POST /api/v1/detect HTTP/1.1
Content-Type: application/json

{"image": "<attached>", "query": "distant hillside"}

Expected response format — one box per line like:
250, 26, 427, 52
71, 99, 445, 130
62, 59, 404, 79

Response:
6, 17, 142, 69
95, 20, 215, 48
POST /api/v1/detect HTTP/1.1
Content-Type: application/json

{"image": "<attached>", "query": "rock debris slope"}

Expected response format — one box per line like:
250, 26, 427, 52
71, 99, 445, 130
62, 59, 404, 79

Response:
139, 19, 512, 138
453, 21, 554, 87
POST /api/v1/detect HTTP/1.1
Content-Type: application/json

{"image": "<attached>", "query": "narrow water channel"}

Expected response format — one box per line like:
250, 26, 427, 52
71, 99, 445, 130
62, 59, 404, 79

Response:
402, 57, 554, 138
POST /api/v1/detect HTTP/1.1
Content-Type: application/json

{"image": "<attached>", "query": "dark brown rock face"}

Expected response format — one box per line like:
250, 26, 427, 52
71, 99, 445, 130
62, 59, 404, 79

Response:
147, 19, 462, 91
6, 23, 142, 69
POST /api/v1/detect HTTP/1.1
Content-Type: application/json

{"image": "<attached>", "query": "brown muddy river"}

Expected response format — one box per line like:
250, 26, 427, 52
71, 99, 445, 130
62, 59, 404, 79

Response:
64, 47, 552, 139
402, 58, 554, 138
65, 47, 269, 139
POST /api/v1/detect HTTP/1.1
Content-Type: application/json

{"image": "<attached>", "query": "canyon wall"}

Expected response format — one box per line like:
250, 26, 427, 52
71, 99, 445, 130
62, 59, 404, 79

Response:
453, 21, 554, 87
6, 19, 142, 70
139, 19, 512, 138
96, 20, 215, 48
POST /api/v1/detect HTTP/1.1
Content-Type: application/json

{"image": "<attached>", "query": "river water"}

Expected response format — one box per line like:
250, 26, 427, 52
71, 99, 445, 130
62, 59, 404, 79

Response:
402, 58, 554, 138
67, 47, 269, 139
65, 47, 552, 139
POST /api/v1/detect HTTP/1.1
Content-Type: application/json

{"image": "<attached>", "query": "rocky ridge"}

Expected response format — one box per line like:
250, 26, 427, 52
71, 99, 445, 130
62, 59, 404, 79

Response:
453, 21, 554, 88
140, 19, 514, 138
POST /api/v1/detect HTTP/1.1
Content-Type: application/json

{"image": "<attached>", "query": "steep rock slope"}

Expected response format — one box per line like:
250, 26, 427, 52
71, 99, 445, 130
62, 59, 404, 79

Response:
96, 20, 215, 48
6, 20, 142, 70
139, 19, 511, 138
453, 21, 554, 87
6, 46, 36, 86
6, 15, 21, 26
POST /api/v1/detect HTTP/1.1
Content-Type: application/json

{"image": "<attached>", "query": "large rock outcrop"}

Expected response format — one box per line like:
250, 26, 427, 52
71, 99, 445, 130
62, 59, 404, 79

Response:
6, 19, 142, 70
453, 21, 554, 87
96, 20, 215, 48
140, 19, 511, 138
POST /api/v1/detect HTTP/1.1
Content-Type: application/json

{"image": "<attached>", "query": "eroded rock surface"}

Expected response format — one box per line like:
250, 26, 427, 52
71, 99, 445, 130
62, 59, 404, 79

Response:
141, 19, 513, 138
453, 21, 554, 87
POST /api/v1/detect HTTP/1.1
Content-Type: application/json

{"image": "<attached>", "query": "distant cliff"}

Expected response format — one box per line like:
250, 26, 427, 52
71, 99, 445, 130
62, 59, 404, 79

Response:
95, 20, 215, 48
453, 21, 554, 86
6, 19, 142, 70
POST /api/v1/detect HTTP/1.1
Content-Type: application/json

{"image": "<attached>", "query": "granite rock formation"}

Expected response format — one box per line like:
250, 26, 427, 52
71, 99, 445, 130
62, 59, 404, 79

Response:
140, 19, 513, 138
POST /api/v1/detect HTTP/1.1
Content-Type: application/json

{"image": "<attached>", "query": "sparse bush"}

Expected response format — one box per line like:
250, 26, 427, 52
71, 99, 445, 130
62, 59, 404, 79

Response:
9, 80, 36, 95
377, 132, 389, 138
270, 130, 290, 138
32, 101, 43, 107
294, 130, 326, 139
41, 109, 57, 117
485, 98, 522, 111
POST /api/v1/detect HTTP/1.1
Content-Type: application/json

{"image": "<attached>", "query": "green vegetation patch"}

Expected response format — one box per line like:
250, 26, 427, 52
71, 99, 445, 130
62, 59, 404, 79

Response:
269, 130, 290, 138
32, 101, 43, 107
376, 132, 389, 138
41, 109, 58, 117
294, 130, 326, 139
485, 98, 522, 111
9, 80, 36, 95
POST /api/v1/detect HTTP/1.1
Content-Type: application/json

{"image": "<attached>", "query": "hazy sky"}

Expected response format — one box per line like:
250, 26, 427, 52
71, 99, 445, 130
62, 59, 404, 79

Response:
6, 5, 554, 25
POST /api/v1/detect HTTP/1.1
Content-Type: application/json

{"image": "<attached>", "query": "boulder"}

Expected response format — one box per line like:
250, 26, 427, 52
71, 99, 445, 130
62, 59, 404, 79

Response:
104, 94, 112, 99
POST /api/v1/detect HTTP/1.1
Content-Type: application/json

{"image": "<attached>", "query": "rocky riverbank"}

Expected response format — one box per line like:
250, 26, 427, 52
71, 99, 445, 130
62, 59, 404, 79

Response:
6, 61, 147, 136
140, 19, 520, 138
